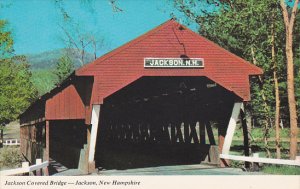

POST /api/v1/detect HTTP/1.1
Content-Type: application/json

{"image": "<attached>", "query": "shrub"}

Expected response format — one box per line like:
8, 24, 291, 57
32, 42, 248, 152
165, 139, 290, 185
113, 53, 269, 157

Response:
0, 147, 24, 169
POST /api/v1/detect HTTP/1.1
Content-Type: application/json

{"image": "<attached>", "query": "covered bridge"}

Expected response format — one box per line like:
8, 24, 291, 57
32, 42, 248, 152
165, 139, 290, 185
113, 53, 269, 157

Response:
19, 19, 262, 173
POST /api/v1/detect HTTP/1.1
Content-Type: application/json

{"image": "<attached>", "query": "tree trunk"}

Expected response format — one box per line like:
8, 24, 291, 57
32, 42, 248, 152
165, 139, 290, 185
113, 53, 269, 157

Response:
271, 18, 281, 159
280, 0, 299, 160
286, 42, 298, 160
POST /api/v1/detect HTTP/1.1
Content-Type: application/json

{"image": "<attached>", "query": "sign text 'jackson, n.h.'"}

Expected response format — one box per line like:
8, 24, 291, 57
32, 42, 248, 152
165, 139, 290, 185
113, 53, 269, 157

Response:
144, 58, 204, 68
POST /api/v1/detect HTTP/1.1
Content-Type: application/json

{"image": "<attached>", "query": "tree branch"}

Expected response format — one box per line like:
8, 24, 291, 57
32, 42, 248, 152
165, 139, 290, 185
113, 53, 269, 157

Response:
58, 24, 80, 51
289, 0, 299, 33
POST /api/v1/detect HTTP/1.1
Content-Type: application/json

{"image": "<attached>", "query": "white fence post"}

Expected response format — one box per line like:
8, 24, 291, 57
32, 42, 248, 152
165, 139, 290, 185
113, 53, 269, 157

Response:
36, 159, 42, 176
22, 162, 29, 176
0, 159, 49, 176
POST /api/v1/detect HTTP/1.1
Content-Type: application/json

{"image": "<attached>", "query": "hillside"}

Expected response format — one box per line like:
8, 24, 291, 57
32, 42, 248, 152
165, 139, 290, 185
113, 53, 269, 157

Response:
25, 49, 94, 96
26, 48, 94, 70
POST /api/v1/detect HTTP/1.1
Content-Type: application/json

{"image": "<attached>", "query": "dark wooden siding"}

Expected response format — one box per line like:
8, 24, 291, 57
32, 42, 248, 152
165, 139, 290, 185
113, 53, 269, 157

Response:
20, 122, 46, 163
45, 77, 93, 120
45, 84, 85, 120
20, 99, 45, 125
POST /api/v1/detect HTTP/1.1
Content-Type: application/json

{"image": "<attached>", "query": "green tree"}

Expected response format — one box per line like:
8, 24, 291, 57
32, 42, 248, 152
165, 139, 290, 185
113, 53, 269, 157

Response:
173, 0, 290, 158
0, 20, 37, 143
0, 20, 13, 57
0, 20, 37, 126
0, 59, 37, 125
53, 55, 74, 84
31, 70, 57, 96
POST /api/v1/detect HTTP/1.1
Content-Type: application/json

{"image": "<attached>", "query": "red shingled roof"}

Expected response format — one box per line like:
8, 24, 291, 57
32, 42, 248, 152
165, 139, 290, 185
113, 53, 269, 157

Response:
76, 19, 262, 102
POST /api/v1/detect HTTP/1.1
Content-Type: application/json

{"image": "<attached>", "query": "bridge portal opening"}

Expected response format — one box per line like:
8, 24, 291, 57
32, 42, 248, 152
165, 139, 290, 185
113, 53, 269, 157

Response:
94, 76, 239, 170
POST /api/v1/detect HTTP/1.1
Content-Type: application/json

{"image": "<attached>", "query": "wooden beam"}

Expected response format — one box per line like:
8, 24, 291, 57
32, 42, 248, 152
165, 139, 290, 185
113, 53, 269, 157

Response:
241, 109, 250, 168
199, 121, 206, 144
88, 104, 101, 163
20, 117, 46, 127
45, 120, 49, 161
171, 123, 176, 143
190, 122, 199, 144
205, 121, 216, 145
222, 102, 243, 155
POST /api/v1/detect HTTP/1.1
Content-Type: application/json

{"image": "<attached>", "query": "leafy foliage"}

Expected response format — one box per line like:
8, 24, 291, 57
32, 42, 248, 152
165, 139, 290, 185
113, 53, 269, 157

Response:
294, 14, 300, 119
173, 0, 297, 127
31, 69, 58, 96
0, 58, 37, 125
0, 20, 14, 57
0, 20, 37, 125
53, 55, 75, 84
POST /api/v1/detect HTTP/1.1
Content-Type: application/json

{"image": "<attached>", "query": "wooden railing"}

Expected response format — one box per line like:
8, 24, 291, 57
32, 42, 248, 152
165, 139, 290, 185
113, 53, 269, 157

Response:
0, 159, 49, 176
220, 153, 300, 166
3, 139, 20, 146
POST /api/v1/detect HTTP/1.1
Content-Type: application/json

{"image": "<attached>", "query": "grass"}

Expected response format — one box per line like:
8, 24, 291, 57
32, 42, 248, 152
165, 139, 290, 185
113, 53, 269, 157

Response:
262, 165, 300, 175
233, 127, 298, 141
208, 126, 300, 174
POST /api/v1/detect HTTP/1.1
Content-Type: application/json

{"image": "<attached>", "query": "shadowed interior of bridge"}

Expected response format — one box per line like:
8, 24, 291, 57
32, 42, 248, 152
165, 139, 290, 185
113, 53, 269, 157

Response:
94, 77, 238, 170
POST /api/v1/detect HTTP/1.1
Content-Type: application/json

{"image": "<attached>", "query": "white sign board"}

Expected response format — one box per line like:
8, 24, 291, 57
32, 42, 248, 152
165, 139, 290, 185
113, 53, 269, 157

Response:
144, 58, 204, 68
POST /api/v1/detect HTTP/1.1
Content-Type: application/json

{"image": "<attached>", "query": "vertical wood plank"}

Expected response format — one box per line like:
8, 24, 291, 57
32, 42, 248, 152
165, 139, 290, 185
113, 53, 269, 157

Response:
241, 109, 250, 168
199, 121, 206, 144
164, 124, 170, 143
190, 122, 199, 144
177, 122, 184, 143
171, 123, 175, 143
205, 121, 216, 145
184, 122, 190, 143
45, 121, 49, 161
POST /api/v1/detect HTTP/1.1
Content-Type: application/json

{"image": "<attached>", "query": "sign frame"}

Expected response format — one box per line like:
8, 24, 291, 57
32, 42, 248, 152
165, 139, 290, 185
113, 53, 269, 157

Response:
144, 58, 205, 68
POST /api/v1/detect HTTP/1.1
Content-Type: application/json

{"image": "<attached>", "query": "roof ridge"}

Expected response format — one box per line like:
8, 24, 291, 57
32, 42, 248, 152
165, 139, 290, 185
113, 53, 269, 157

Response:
76, 19, 177, 75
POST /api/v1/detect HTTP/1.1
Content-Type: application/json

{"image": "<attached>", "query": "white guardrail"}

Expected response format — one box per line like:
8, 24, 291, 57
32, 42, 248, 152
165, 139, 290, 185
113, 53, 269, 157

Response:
220, 153, 300, 166
2, 139, 20, 146
0, 159, 49, 176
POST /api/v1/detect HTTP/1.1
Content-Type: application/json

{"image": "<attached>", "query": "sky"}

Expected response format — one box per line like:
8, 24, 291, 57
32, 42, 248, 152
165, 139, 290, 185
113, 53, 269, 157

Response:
0, 0, 199, 56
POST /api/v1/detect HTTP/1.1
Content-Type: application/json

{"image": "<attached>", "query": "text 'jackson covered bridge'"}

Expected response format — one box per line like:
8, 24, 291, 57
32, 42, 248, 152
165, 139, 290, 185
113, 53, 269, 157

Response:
19, 19, 262, 173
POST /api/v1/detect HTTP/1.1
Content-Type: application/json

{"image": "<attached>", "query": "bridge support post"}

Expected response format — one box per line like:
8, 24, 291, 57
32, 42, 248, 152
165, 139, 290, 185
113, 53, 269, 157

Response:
219, 102, 243, 167
86, 104, 101, 173
45, 120, 50, 161
240, 106, 251, 169
44, 120, 50, 176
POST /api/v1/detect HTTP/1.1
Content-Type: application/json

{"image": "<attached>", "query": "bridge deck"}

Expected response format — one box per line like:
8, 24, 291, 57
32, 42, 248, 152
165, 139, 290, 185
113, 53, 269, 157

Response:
96, 164, 262, 175
49, 157, 263, 176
